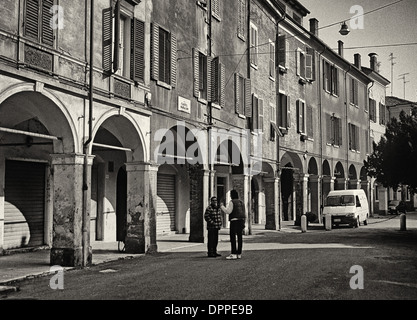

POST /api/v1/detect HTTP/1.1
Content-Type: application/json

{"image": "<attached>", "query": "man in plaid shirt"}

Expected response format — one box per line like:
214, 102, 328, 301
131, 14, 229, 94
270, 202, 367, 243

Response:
204, 196, 223, 257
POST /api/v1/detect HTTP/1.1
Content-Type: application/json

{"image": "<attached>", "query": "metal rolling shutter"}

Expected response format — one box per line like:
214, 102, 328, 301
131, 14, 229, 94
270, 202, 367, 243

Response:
156, 174, 176, 235
4, 160, 46, 249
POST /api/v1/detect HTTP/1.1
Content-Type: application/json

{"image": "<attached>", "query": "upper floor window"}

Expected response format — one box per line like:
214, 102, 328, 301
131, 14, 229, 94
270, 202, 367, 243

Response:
323, 61, 339, 95
296, 99, 306, 135
235, 73, 251, 117
102, 1, 145, 83
326, 114, 342, 147
350, 77, 359, 106
278, 34, 289, 72
151, 23, 177, 87
379, 103, 387, 125
250, 22, 258, 68
269, 40, 275, 80
212, 0, 221, 20
297, 48, 314, 82
24, 0, 54, 46
194, 49, 209, 101
278, 92, 290, 130
237, 0, 246, 40
349, 123, 360, 151
251, 94, 264, 133
369, 99, 377, 122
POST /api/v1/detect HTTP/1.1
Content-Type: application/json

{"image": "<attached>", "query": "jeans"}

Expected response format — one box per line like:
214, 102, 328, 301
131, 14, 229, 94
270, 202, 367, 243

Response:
207, 228, 219, 254
229, 219, 245, 254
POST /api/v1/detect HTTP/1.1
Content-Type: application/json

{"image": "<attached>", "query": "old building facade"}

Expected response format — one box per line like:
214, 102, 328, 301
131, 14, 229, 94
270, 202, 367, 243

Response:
0, 0, 381, 265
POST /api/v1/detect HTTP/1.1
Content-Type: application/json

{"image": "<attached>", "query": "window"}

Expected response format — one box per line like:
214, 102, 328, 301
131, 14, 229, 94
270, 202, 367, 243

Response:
365, 129, 369, 154
212, 0, 220, 20
297, 48, 314, 82
269, 40, 275, 79
323, 61, 338, 95
211, 57, 225, 108
278, 34, 289, 71
326, 114, 342, 146
235, 73, 251, 117
237, 0, 246, 40
24, 0, 54, 46
296, 100, 306, 134
379, 103, 386, 125
350, 77, 359, 106
369, 99, 377, 122
306, 105, 313, 138
251, 94, 264, 133
250, 22, 258, 67
102, 2, 145, 82
270, 103, 277, 141
349, 123, 360, 151
151, 23, 177, 87
278, 93, 290, 129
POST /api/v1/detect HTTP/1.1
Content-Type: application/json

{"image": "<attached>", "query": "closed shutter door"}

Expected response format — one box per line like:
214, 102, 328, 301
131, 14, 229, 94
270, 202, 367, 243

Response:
156, 174, 176, 235
4, 160, 46, 249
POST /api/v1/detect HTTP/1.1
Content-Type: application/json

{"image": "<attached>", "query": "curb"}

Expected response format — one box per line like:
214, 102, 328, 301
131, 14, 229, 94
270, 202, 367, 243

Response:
0, 285, 19, 294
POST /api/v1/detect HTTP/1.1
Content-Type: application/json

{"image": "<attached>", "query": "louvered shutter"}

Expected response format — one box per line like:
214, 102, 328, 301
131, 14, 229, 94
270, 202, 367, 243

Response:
235, 73, 240, 114
356, 126, 360, 151
348, 123, 352, 150
193, 48, 200, 98
338, 118, 343, 146
326, 114, 332, 144
251, 94, 258, 131
171, 34, 177, 87
25, 0, 40, 40
286, 95, 291, 128
102, 7, 113, 74
113, 0, 121, 73
296, 50, 300, 76
131, 18, 145, 82
278, 34, 286, 67
207, 55, 212, 102
306, 47, 315, 80
151, 23, 159, 80
245, 78, 251, 117
219, 63, 225, 108
305, 53, 313, 80
42, 0, 54, 46
211, 58, 219, 103
307, 105, 313, 138
259, 98, 264, 132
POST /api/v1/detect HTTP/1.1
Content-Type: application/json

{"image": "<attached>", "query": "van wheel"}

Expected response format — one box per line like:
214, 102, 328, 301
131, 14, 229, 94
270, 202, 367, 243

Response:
355, 216, 360, 228
364, 215, 368, 226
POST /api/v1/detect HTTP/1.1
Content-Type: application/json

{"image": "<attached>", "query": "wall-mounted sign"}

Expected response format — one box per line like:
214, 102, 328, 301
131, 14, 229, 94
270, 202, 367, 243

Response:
178, 96, 191, 114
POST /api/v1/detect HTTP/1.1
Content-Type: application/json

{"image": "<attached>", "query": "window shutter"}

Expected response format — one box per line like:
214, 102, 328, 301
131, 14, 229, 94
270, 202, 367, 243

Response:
219, 63, 225, 108
42, 0, 54, 45
193, 48, 199, 98
307, 105, 313, 138
296, 100, 300, 132
207, 55, 212, 102
305, 53, 313, 80
296, 50, 300, 76
338, 117, 343, 146
131, 18, 145, 82
323, 60, 327, 90
102, 7, 113, 74
151, 23, 160, 80
278, 34, 286, 67
306, 47, 315, 81
354, 80, 359, 105
170, 34, 177, 87
113, 0, 121, 73
25, 0, 39, 40
245, 78, 252, 118
211, 58, 219, 103
259, 98, 264, 132
286, 95, 291, 128
326, 114, 332, 144
251, 94, 256, 131
235, 73, 240, 114
348, 123, 352, 150
356, 126, 360, 151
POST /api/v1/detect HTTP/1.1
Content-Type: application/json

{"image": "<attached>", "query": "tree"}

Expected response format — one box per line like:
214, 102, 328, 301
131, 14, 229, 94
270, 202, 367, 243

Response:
364, 107, 417, 194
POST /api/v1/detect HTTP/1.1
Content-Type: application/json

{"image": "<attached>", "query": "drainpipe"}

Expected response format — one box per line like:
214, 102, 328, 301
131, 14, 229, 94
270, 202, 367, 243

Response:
275, 10, 286, 230
247, 0, 251, 235
367, 80, 375, 216
344, 64, 352, 191
82, 0, 94, 267
318, 45, 326, 220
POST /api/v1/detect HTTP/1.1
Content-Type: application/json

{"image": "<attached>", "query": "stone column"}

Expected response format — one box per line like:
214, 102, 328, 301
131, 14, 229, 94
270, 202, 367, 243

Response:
125, 162, 158, 254
0, 153, 5, 254
189, 166, 208, 243
349, 179, 361, 189
309, 175, 321, 222
264, 177, 280, 230
50, 154, 94, 267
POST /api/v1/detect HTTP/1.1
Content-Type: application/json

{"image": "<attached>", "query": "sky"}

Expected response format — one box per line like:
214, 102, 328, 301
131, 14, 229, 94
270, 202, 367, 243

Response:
301, 0, 417, 102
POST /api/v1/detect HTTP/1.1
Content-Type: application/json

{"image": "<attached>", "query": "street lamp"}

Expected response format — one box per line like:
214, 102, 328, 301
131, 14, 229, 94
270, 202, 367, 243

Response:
339, 21, 350, 36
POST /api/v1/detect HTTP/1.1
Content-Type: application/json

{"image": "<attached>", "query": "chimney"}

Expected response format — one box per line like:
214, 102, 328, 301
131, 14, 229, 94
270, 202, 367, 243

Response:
369, 53, 379, 72
354, 53, 361, 68
338, 40, 344, 58
309, 18, 319, 37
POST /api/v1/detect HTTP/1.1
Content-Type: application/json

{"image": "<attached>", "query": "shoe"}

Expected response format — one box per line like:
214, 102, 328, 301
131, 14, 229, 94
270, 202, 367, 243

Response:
237, 254, 241, 259
207, 254, 216, 258
226, 254, 238, 260
215, 253, 221, 257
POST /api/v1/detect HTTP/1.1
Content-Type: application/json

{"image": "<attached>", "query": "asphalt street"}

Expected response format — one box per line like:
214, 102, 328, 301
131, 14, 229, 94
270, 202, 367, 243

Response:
1, 212, 417, 304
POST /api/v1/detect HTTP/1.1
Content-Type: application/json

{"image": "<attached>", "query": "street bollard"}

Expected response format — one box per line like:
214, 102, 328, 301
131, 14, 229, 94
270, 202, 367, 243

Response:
324, 215, 332, 231
301, 214, 307, 233
400, 213, 406, 231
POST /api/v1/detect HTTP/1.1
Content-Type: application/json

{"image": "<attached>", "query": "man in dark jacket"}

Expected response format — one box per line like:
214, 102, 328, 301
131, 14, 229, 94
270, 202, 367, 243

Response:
204, 196, 222, 257
220, 190, 245, 260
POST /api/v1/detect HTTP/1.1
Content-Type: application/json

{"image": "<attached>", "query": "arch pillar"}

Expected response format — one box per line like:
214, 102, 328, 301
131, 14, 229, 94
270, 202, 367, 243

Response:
264, 177, 280, 230
50, 153, 94, 267
124, 161, 158, 254
309, 175, 321, 222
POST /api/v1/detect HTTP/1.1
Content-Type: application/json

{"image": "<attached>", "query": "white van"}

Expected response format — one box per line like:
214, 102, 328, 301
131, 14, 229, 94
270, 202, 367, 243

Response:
322, 189, 369, 228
